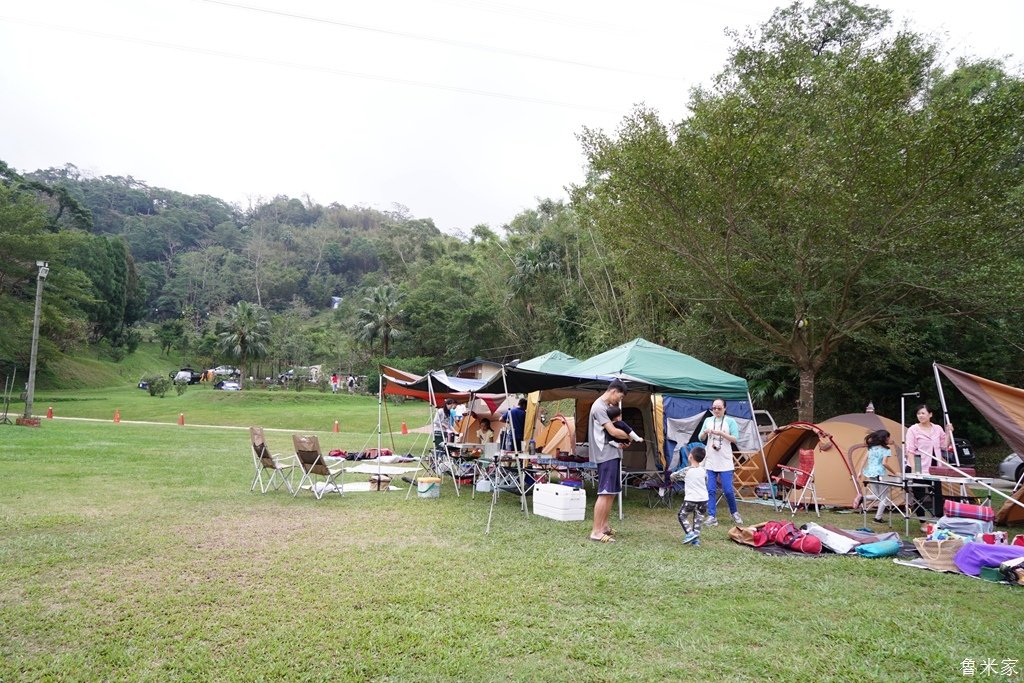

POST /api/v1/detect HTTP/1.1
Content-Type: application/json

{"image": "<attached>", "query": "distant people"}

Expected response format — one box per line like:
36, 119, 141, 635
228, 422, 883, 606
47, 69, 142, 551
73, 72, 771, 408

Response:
501, 398, 529, 452
672, 445, 709, 546
330, 373, 340, 394
862, 429, 893, 523
588, 379, 631, 543
347, 374, 356, 394
700, 398, 742, 526
433, 398, 456, 447
905, 404, 954, 474
605, 405, 644, 445
476, 418, 495, 443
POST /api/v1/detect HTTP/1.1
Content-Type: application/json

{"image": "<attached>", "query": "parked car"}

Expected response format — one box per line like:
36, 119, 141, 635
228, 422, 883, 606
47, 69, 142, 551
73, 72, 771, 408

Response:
753, 410, 778, 441
170, 368, 202, 384
998, 453, 1023, 487
212, 365, 240, 378
944, 437, 976, 468
137, 379, 149, 390
279, 365, 322, 383
214, 379, 241, 391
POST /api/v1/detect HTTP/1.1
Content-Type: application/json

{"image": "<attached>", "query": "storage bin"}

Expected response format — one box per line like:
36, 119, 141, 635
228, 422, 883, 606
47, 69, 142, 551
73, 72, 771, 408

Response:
533, 483, 586, 521
417, 477, 441, 498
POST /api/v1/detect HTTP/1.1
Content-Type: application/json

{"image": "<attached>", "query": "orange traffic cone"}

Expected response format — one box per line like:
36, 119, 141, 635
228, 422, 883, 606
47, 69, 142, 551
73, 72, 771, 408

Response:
178, 413, 185, 426
401, 422, 408, 435
333, 420, 339, 433
114, 409, 121, 424
46, 406, 53, 419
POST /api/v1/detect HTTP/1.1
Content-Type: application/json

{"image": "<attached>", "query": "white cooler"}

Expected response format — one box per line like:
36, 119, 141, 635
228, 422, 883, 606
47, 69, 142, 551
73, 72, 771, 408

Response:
533, 483, 586, 521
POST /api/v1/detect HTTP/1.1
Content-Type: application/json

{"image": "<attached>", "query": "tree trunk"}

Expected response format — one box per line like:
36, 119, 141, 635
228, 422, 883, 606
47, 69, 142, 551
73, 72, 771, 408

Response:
798, 367, 815, 423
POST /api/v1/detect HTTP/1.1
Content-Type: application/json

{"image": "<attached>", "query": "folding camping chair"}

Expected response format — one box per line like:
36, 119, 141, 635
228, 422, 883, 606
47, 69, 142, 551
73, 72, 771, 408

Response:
249, 426, 300, 494
292, 434, 345, 499
771, 447, 820, 516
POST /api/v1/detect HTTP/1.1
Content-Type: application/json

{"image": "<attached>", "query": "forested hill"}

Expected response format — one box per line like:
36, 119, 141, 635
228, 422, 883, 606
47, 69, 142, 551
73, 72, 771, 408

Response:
0, 160, 634, 393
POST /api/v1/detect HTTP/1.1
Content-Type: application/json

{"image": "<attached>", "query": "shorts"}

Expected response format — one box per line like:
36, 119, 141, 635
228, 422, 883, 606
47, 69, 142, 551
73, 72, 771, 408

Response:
596, 458, 622, 495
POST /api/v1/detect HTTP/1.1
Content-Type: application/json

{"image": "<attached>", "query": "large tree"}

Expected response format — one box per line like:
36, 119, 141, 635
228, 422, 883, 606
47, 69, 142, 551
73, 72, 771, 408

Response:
576, 0, 1024, 420
356, 284, 405, 357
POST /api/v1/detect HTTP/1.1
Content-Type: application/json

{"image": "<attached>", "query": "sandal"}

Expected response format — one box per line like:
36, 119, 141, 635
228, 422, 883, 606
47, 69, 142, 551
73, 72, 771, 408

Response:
589, 533, 615, 543
604, 527, 616, 536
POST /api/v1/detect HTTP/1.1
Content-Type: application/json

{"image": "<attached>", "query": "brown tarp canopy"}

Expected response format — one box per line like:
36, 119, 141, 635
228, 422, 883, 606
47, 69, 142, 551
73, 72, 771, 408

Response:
936, 364, 1024, 525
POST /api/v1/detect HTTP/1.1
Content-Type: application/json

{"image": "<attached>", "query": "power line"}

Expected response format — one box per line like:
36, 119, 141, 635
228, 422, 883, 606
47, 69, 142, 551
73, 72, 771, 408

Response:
434, 0, 641, 35
0, 16, 623, 113
196, 0, 682, 82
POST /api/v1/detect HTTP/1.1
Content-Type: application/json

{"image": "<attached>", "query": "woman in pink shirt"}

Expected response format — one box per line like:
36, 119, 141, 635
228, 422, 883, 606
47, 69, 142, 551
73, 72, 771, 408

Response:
905, 404, 953, 474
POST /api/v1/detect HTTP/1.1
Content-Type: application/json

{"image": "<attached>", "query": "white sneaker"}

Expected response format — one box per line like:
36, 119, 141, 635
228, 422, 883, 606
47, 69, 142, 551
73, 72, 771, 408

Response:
732, 512, 744, 525
705, 516, 719, 527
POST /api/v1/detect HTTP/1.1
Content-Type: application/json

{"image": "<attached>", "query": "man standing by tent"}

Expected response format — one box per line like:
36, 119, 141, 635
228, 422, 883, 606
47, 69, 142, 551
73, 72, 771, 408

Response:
501, 398, 529, 452
589, 379, 632, 543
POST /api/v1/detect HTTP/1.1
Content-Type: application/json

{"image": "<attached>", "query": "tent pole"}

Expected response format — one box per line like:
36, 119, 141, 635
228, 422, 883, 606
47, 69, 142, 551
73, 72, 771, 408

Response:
933, 362, 961, 466
487, 365, 513, 533
376, 371, 383, 487
406, 371, 439, 501
747, 391, 779, 512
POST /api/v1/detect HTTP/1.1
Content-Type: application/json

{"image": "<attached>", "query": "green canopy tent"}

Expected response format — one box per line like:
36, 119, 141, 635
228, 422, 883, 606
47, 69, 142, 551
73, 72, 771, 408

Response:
571, 338, 748, 400
516, 350, 580, 374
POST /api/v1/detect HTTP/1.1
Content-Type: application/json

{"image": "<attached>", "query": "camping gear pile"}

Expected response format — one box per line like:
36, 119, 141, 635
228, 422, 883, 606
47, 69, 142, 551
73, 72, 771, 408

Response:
898, 500, 1024, 579
728, 520, 903, 556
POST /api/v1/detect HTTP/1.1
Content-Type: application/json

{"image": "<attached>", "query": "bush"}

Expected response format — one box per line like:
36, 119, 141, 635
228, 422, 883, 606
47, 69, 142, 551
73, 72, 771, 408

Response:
174, 379, 188, 396
317, 374, 330, 393
144, 375, 170, 398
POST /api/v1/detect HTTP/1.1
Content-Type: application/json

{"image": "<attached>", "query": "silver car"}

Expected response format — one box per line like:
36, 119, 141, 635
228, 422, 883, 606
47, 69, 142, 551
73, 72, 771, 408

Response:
998, 453, 1023, 488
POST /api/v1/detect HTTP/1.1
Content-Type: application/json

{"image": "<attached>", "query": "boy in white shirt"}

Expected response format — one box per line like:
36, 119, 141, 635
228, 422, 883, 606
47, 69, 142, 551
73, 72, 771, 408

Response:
671, 446, 709, 546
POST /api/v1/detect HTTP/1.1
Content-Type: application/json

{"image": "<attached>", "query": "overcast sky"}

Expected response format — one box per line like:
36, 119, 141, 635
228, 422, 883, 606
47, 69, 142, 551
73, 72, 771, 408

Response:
1, 0, 1020, 233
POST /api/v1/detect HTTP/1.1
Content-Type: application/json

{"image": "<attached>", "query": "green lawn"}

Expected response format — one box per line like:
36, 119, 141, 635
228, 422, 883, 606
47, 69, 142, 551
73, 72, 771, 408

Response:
15, 384, 432, 451
2, 417, 1021, 682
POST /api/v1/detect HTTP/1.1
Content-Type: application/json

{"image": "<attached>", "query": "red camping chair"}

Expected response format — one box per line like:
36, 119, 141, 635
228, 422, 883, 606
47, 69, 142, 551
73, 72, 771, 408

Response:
771, 447, 820, 517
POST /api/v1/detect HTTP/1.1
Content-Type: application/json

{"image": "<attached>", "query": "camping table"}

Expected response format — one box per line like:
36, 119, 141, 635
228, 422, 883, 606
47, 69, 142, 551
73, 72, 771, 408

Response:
862, 476, 914, 536
618, 467, 663, 520
535, 457, 598, 489
449, 443, 488, 497
904, 473, 995, 518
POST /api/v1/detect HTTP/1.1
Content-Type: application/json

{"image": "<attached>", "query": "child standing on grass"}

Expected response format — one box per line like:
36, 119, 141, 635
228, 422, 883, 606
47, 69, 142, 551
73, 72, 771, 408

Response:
671, 446, 708, 546
862, 429, 893, 523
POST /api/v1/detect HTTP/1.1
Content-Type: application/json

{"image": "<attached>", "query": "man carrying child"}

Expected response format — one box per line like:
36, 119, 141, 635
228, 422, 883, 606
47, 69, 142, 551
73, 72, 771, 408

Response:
588, 379, 632, 544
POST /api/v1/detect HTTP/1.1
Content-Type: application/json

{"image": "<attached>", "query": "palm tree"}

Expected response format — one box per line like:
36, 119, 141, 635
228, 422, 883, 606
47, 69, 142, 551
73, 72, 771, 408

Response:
356, 285, 404, 357
218, 301, 270, 388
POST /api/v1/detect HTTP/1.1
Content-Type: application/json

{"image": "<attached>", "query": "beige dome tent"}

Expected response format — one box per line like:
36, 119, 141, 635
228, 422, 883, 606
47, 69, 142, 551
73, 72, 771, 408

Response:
759, 413, 906, 509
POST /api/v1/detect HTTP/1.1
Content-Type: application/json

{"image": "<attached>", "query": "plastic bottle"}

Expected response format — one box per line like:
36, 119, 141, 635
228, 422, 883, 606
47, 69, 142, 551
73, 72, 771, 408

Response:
528, 439, 536, 455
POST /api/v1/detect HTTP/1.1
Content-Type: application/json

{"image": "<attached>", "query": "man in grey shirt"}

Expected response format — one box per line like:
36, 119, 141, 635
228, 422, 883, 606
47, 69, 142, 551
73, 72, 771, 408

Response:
589, 379, 631, 543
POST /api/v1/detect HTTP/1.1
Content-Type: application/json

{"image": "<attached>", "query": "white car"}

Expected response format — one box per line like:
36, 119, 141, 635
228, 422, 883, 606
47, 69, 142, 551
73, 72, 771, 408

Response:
998, 453, 1023, 487
212, 365, 239, 377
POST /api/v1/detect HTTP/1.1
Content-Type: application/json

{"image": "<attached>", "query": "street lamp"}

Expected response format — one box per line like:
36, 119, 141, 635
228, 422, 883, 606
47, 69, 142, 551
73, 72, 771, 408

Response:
23, 260, 49, 421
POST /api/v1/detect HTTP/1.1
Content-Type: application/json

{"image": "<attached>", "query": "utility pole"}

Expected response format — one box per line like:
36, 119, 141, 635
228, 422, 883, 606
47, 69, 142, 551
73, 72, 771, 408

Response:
23, 260, 49, 420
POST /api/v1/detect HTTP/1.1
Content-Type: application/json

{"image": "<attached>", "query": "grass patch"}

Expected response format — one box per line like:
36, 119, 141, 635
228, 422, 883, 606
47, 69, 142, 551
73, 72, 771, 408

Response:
1, 420, 1021, 682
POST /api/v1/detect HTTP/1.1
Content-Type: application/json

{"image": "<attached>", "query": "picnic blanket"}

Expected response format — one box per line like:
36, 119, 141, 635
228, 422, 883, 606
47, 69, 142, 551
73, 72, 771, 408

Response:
346, 464, 419, 475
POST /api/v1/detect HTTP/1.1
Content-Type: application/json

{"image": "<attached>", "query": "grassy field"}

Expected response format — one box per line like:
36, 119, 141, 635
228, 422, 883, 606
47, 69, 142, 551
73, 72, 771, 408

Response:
2, 415, 1022, 682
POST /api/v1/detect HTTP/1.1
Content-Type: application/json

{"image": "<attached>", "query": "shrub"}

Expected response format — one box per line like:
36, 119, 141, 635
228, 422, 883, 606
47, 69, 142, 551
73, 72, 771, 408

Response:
174, 380, 188, 396
145, 375, 171, 398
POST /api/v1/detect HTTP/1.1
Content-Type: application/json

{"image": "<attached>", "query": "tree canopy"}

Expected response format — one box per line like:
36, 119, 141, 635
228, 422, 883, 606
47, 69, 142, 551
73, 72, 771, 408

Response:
575, 0, 1024, 420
